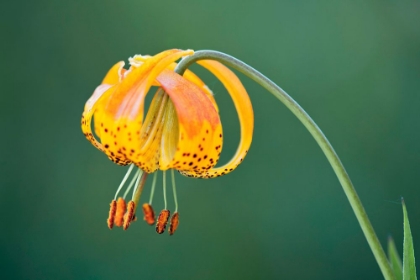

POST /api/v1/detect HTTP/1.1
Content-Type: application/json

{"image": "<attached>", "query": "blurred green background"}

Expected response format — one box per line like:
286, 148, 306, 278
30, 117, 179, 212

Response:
1, 0, 419, 279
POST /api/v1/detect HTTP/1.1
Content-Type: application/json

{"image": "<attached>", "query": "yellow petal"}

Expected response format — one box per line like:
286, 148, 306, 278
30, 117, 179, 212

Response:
96, 49, 194, 169
81, 84, 127, 162
101, 61, 125, 84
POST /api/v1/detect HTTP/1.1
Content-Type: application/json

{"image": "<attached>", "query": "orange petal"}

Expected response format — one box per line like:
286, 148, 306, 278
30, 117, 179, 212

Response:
165, 63, 219, 112
183, 60, 254, 177
156, 70, 223, 175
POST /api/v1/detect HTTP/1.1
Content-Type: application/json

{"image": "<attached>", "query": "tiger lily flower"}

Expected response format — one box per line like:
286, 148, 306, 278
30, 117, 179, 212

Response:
81, 49, 253, 234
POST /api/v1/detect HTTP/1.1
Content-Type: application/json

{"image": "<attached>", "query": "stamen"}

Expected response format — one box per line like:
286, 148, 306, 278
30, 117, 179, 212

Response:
114, 197, 127, 227
168, 212, 179, 235
156, 209, 170, 234
107, 199, 117, 229
149, 171, 158, 204
123, 172, 149, 230
171, 169, 178, 213
114, 164, 135, 200
123, 201, 135, 230
142, 203, 155, 225
123, 169, 141, 199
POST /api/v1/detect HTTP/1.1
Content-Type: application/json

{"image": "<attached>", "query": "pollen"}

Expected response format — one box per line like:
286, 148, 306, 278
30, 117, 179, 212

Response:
168, 212, 179, 235
142, 203, 155, 225
123, 201, 135, 230
107, 199, 117, 229
114, 197, 126, 227
156, 209, 170, 234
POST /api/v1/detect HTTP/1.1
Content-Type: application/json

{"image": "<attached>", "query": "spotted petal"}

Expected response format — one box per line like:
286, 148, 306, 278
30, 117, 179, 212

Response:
81, 61, 124, 155
156, 70, 223, 176
188, 60, 254, 177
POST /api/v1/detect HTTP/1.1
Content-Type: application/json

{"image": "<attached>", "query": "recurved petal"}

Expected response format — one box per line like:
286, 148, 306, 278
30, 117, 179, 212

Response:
81, 84, 118, 155
156, 70, 223, 175
188, 60, 253, 177
82, 61, 125, 154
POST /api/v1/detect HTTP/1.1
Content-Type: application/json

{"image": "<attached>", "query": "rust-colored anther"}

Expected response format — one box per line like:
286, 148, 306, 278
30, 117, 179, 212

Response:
107, 200, 117, 229
114, 197, 126, 227
156, 209, 170, 234
123, 201, 135, 230
169, 212, 179, 236
142, 203, 155, 225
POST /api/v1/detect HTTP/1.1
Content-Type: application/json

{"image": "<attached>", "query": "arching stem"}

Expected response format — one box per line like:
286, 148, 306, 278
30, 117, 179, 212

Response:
175, 50, 394, 280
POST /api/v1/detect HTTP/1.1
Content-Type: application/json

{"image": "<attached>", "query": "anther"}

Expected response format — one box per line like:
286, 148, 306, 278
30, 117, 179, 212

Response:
156, 209, 170, 234
142, 203, 155, 225
114, 197, 126, 227
107, 199, 117, 229
123, 201, 135, 230
168, 212, 179, 235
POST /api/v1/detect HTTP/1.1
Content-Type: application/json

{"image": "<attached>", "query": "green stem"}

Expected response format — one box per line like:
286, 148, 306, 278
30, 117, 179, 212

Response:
175, 50, 394, 280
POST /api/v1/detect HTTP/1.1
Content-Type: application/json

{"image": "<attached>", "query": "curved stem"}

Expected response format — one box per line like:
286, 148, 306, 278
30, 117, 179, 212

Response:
175, 50, 394, 280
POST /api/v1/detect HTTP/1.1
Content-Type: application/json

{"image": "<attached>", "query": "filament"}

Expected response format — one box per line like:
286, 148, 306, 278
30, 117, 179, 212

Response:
171, 169, 178, 212
131, 170, 142, 200
149, 171, 158, 204
163, 171, 167, 209
123, 169, 141, 199
114, 164, 135, 200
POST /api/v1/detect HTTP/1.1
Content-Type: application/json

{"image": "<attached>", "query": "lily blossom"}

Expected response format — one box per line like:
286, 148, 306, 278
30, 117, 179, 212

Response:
81, 49, 253, 234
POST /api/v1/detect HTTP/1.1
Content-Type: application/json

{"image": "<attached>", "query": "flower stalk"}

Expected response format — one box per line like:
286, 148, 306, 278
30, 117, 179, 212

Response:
175, 50, 394, 280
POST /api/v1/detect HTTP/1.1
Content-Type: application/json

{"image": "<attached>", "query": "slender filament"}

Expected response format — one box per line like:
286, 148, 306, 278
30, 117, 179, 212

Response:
162, 171, 167, 209
171, 169, 178, 212
131, 170, 142, 200
123, 169, 141, 199
149, 171, 158, 204
114, 164, 135, 200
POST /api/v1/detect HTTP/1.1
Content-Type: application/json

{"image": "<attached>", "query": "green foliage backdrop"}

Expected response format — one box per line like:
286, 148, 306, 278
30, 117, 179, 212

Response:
1, 1, 419, 279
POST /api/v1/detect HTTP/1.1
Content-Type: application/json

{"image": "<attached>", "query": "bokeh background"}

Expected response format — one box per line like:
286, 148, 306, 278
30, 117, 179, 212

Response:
1, 1, 419, 279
